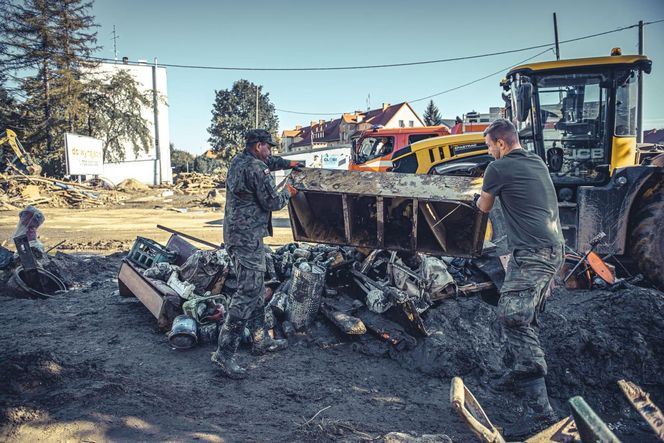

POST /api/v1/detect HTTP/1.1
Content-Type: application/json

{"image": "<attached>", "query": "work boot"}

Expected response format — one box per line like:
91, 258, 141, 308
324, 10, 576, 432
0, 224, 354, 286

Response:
503, 377, 558, 440
211, 316, 247, 379
248, 311, 288, 355
490, 363, 547, 394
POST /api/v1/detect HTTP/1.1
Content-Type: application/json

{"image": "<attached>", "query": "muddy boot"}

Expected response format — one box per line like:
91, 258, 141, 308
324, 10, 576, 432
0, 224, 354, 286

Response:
249, 312, 288, 355
491, 362, 547, 394
504, 377, 557, 440
211, 316, 247, 379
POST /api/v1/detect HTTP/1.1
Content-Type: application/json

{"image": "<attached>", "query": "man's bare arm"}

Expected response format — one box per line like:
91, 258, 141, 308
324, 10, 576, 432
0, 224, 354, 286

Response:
476, 191, 495, 213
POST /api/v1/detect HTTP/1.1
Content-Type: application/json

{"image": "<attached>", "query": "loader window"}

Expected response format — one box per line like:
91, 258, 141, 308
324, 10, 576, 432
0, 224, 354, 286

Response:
615, 70, 637, 136
534, 72, 609, 183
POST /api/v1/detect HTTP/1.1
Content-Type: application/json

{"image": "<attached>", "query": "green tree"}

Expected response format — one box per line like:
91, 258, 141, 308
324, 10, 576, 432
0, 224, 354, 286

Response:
207, 79, 279, 163
170, 143, 194, 173
423, 99, 443, 126
2, 0, 98, 175
80, 70, 153, 162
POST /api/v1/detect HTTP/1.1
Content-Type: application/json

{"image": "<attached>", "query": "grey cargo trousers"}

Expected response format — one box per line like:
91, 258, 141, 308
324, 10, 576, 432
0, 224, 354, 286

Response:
497, 244, 564, 377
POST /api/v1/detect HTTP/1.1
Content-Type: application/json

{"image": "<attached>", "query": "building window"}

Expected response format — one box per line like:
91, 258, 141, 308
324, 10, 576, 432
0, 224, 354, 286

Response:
408, 120, 414, 127
399, 120, 405, 128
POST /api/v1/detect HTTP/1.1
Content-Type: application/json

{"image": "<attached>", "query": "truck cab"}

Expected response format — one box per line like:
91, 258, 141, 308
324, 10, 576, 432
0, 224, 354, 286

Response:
349, 126, 450, 172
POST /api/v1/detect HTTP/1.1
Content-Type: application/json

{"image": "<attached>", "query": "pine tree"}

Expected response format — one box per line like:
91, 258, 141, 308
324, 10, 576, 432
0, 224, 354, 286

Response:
423, 99, 443, 126
0, 74, 21, 131
207, 79, 279, 163
3, 0, 98, 175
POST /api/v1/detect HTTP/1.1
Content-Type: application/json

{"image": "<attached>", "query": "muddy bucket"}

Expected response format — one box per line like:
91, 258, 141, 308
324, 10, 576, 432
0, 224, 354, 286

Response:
287, 264, 326, 330
168, 315, 198, 349
8, 266, 66, 299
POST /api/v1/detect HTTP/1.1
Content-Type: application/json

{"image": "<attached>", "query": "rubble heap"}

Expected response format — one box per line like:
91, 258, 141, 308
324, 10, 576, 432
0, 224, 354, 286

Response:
0, 174, 128, 210
173, 172, 225, 193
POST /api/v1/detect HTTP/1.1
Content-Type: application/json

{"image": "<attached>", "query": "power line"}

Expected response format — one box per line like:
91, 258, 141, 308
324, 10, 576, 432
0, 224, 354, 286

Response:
86, 19, 663, 72
409, 47, 554, 104
276, 47, 554, 115
272, 19, 663, 116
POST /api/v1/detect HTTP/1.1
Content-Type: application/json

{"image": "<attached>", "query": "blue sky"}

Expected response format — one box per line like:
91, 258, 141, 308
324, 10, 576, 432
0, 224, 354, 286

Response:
93, 0, 664, 155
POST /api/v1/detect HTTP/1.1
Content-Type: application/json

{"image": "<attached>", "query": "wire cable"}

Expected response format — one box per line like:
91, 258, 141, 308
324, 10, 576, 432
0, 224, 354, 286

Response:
409, 47, 554, 103
276, 47, 554, 115
84, 19, 663, 72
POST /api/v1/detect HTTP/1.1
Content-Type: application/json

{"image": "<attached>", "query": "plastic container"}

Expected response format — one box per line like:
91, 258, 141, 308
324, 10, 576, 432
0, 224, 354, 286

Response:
127, 236, 177, 269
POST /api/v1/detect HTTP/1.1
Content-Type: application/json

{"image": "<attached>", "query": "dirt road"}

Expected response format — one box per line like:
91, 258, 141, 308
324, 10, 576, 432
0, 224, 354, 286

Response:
0, 207, 294, 251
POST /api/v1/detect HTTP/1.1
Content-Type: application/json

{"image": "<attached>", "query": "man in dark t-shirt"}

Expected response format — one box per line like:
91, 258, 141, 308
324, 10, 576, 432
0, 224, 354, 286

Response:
476, 119, 564, 438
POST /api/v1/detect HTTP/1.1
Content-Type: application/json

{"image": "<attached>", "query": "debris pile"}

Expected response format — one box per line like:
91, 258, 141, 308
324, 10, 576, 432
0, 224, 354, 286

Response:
0, 206, 123, 298
0, 174, 128, 209
173, 172, 225, 192
122, 234, 499, 354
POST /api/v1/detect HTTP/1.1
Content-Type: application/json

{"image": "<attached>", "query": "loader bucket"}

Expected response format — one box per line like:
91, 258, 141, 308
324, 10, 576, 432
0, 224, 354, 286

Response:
287, 169, 488, 258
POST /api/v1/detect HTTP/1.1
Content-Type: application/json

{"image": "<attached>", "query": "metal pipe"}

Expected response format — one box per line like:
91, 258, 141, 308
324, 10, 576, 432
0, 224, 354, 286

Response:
553, 13, 560, 60
637, 20, 644, 143
152, 58, 161, 184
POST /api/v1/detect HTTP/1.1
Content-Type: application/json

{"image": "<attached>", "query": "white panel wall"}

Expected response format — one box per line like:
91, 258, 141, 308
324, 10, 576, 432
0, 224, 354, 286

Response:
273, 147, 350, 183
88, 62, 172, 185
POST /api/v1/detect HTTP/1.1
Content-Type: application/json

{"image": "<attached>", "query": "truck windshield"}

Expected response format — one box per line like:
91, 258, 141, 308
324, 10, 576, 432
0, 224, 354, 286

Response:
535, 72, 609, 182
356, 136, 394, 162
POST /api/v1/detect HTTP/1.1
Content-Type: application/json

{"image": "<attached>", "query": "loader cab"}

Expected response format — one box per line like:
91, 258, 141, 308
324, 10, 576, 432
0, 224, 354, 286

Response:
504, 54, 652, 186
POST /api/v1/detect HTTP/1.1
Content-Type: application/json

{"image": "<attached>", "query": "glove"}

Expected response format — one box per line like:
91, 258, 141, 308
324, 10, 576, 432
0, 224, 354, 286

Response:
473, 193, 481, 208
286, 183, 298, 197
289, 160, 305, 171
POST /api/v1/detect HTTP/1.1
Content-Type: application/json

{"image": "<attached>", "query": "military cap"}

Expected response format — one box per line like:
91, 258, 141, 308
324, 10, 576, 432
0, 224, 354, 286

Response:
245, 129, 277, 146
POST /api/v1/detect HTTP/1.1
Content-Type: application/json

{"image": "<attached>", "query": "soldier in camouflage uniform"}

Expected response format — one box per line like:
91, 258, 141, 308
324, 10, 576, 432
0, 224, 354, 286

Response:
212, 129, 302, 379
476, 119, 564, 438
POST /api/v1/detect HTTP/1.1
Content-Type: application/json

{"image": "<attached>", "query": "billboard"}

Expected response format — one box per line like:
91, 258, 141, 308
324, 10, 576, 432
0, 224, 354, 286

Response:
64, 133, 104, 175
322, 152, 349, 169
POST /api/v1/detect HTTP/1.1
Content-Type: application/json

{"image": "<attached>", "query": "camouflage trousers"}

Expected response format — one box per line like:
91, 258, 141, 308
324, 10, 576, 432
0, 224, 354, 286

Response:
227, 247, 266, 322
497, 244, 564, 377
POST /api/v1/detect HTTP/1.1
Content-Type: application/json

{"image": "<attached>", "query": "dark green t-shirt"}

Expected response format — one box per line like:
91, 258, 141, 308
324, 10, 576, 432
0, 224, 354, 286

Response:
482, 149, 563, 250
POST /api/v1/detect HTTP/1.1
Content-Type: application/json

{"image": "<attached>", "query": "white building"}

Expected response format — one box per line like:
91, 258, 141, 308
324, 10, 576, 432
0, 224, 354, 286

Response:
87, 59, 172, 185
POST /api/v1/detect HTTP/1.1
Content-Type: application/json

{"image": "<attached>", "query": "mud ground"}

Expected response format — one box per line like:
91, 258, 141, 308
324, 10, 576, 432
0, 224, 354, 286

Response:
0, 197, 663, 442
0, 252, 463, 442
1, 251, 663, 442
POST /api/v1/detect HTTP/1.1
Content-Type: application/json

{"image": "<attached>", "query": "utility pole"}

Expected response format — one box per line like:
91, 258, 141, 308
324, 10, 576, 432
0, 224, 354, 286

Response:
553, 13, 560, 60
112, 25, 119, 61
152, 58, 161, 184
637, 20, 644, 143
255, 86, 259, 128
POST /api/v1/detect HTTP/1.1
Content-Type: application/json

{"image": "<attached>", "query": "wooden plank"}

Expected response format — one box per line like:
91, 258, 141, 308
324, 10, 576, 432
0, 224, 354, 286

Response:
118, 261, 165, 320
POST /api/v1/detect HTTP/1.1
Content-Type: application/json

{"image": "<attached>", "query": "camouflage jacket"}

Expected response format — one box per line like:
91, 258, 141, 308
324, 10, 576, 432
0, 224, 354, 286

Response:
223, 150, 291, 267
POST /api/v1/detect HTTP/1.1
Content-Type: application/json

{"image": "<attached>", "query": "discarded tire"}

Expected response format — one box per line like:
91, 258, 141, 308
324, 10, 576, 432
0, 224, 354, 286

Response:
9, 266, 66, 299
630, 194, 664, 289
287, 264, 325, 330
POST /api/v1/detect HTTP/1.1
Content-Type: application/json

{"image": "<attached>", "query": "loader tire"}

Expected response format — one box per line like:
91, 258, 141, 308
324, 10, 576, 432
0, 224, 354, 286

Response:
630, 195, 664, 290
